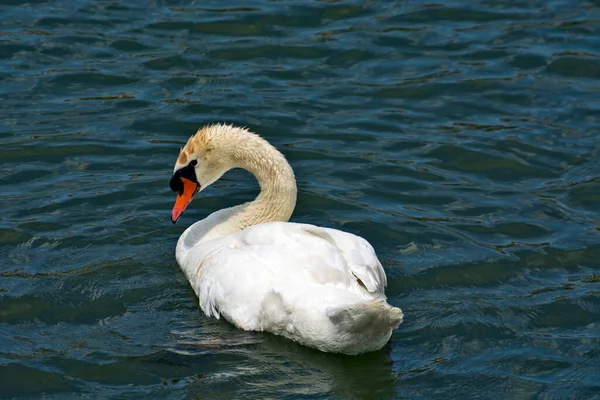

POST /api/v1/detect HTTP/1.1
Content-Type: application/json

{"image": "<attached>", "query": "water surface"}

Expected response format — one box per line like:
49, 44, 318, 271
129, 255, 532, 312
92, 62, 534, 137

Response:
1, 0, 600, 398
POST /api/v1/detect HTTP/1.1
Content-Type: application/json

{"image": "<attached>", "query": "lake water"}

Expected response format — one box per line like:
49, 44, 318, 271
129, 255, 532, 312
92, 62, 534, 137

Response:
1, 0, 600, 398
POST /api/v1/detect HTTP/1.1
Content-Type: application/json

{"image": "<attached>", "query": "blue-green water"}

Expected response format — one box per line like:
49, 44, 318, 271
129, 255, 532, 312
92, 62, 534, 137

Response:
1, 0, 600, 398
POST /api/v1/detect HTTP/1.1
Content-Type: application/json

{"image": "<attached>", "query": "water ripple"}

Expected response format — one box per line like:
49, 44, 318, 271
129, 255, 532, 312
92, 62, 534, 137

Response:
1, 0, 599, 398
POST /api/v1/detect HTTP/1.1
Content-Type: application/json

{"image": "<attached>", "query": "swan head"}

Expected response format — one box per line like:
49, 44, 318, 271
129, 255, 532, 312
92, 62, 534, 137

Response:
170, 124, 234, 223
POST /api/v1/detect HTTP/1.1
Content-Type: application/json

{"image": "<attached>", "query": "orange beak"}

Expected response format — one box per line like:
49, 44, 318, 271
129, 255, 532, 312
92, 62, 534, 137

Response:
171, 177, 199, 224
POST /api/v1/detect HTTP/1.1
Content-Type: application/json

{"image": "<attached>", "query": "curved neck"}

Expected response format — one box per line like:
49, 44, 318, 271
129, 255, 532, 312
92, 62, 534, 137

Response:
228, 133, 297, 231
179, 132, 297, 251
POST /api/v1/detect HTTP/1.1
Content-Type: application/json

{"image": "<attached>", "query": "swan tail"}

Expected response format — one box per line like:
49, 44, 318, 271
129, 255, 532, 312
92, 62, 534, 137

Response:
328, 299, 403, 333
260, 284, 403, 355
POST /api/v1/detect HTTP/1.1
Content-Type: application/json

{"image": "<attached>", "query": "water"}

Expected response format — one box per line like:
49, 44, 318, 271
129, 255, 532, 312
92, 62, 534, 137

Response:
1, 0, 600, 398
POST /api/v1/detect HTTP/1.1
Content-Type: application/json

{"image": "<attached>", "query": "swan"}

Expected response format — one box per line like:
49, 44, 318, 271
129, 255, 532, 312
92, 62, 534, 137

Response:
169, 123, 403, 355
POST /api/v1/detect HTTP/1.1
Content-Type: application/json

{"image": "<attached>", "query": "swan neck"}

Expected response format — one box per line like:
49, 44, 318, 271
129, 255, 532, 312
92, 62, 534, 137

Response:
179, 132, 297, 252
231, 135, 297, 229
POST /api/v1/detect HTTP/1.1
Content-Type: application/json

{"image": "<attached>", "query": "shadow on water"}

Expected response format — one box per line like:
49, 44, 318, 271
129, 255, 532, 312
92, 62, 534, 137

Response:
169, 324, 398, 400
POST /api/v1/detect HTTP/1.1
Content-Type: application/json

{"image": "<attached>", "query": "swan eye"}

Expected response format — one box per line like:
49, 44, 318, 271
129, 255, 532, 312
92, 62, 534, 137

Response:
190, 160, 198, 167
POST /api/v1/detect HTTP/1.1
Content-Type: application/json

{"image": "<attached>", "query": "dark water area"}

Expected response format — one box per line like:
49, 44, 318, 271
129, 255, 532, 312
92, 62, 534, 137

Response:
1, 0, 600, 398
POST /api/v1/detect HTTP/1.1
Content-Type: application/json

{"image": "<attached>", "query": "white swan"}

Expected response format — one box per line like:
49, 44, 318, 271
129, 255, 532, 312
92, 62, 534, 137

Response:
169, 124, 403, 355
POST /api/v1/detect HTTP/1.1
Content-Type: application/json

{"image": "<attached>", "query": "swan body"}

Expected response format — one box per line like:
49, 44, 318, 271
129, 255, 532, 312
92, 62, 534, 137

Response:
170, 124, 403, 355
